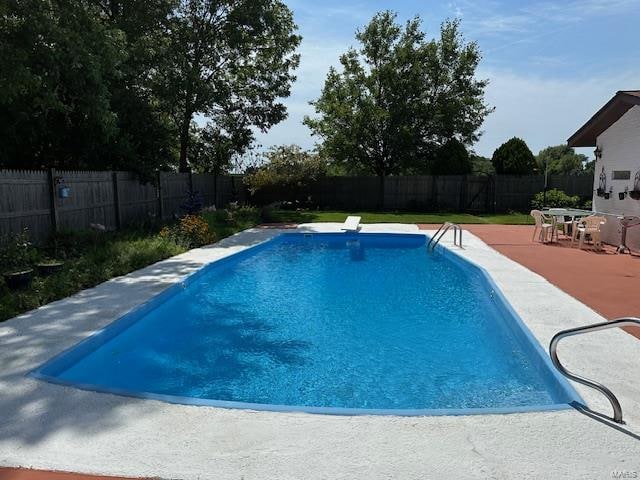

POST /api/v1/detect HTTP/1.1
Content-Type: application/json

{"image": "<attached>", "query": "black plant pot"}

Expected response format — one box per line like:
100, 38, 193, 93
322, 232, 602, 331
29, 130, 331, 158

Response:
596, 188, 605, 197
3, 269, 34, 289
619, 192, 627, 200
36, 261, 64, 276
604, 192, 610, 199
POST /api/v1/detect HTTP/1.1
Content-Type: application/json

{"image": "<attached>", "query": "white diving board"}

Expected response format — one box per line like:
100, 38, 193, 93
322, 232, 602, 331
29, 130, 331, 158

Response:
341, 216, 361, 232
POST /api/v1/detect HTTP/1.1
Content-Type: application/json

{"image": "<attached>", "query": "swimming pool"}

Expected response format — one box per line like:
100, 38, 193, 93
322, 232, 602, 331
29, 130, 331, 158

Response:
33, 232, 580, 415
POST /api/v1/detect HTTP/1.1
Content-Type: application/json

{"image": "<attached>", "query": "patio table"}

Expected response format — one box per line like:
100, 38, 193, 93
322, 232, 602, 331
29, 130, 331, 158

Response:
542, 208, 593, 241
542, 208, 593, 219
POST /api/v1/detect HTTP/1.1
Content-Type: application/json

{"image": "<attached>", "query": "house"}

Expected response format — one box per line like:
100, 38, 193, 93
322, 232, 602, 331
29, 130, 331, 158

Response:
568, 90, 640, 250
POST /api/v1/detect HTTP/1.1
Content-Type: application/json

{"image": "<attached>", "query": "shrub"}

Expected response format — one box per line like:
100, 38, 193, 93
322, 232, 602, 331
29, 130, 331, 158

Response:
180, 190, 204, 215
159, 214, 216, 248
492, 137, 536, 174
0, 228, 39, 272
431, 139, 472, 175
531, 189, 580, 209
243, 145, 328, 195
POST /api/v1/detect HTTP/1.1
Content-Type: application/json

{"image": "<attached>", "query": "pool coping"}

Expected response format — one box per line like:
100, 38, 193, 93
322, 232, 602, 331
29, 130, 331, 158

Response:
29, 231, 582, 417
1, 223, 639, 479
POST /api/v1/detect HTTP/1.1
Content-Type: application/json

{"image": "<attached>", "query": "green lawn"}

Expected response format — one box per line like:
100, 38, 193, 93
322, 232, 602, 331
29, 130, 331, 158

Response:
264, 209, 533, 225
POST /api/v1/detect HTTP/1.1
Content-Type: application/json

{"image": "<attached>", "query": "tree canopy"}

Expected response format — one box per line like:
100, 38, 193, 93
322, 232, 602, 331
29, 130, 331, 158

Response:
161, 0, 301, 172
431, 139, 472, 175
0, 0, 300, 177
536, 145, 590, 175
243, 145, 328, 194
304, 11, 492, 182
491, 137, 536, 175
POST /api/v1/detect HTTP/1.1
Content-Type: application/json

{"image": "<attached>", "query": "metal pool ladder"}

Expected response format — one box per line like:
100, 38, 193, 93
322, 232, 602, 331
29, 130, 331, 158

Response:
427, 222, 463, 252
549, 317, 640, 424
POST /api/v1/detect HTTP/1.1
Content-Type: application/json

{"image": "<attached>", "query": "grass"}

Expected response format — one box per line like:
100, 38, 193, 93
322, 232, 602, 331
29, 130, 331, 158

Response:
264, 209, 534, 225
0, 207, 261, 322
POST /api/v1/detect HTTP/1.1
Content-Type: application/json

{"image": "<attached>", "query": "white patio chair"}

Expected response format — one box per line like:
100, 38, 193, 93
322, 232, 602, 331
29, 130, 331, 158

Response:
530, 210, 555, 243
571, 216, 606, 251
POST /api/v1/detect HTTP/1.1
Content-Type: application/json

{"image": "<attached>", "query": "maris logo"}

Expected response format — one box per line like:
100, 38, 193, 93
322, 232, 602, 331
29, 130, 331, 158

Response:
611, 471, 639, 479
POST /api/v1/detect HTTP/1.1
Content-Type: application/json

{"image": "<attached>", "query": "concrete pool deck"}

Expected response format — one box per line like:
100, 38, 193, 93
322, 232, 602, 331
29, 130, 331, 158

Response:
0, 223, 639, 479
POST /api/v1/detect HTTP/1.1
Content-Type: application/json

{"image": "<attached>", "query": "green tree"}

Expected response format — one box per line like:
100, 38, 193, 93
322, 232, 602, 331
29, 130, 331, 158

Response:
304, 11, 491, 204
431, 139, 472, 175
244, 145, 328, 194
470, 154, 495, 175
159, 0, 301, 172
190, 122, 254, 174
95, 0, 179, 177
492, 137, 536, 175
536, 144, 589, 175
0, 0, 124, 169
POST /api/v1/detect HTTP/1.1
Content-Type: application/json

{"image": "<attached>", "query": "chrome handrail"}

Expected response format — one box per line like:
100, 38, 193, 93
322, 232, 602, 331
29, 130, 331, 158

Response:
427, 222, 463, 252
549, 317, 640, 424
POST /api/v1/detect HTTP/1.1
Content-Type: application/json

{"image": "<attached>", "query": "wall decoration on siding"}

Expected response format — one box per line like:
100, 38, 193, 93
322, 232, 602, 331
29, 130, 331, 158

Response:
630, 170, 640, 200
597, 167, 607, 197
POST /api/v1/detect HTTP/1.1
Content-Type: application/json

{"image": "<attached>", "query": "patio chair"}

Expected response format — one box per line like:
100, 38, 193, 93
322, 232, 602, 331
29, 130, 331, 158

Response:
530, 210, 555, 243
571, 216, 606, 251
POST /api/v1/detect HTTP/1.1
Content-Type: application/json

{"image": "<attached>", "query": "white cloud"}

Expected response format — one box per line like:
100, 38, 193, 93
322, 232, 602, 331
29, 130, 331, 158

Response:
474, 68, 640, 157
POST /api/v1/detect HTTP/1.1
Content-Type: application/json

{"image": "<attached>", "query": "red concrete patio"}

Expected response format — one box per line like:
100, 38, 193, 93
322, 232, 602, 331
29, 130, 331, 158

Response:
420, 223, 640, 339
0, 468, 147, 480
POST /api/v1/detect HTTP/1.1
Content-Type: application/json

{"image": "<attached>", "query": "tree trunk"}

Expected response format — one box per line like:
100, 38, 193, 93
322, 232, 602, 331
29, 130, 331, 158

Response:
178, 110, 191, 173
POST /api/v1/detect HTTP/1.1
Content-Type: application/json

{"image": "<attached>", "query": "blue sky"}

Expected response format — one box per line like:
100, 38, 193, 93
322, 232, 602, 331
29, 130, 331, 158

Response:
253, 0, 640, 159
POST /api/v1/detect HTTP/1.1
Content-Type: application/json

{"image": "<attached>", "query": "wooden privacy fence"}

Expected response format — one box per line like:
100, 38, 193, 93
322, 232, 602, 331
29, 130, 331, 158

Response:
0, 169, 245, 241
251, 174, 595, 212
1, 169, 594, 241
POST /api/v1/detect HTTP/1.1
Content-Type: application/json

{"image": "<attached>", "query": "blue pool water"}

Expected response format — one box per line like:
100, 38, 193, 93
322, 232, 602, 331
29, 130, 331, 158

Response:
35, 233, 579, 414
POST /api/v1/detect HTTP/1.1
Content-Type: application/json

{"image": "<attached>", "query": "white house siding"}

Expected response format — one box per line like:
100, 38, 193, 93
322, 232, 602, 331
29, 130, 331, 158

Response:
593, 105, 640, 250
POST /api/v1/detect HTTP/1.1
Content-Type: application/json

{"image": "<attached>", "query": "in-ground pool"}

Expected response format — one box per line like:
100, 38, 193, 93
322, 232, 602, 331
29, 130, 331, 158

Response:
34, 232, 580, 415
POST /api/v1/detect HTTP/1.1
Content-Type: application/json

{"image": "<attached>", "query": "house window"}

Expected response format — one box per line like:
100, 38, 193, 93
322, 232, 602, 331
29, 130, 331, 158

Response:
612, 170, 631, 180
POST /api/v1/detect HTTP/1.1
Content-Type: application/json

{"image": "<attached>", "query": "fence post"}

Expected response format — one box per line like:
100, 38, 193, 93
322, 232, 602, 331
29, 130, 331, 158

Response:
111, 171, 122, 229
47, 167, 59, 233
156, 170, 164, 220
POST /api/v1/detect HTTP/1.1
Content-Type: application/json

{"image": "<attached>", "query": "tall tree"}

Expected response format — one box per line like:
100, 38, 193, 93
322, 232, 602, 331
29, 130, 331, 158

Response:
304, 11, 492, 204
492, 137, 536, 175
0, 0, 124, 169
536, 144, 589, 175
431, 139, 472, 175
94, 0, 178, 176
160, 0, 301, 172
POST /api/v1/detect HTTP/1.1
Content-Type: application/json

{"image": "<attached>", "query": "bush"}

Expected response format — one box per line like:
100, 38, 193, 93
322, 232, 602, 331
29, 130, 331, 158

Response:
431, 139, 472, 175
0, 228, 39, 272
243, 145, 328, 195
159, 214, 216, 248
531, 189, 580, 209
492, 137, 536, 174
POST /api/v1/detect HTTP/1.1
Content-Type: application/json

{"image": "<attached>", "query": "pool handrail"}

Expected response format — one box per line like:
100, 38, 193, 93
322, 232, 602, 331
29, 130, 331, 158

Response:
549, 317, 640, 424
427, 222, 463, 252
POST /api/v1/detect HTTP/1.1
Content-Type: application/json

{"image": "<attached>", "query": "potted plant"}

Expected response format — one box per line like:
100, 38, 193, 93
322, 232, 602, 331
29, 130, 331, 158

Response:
1, 229, 37, 289
36, 259, 64, 276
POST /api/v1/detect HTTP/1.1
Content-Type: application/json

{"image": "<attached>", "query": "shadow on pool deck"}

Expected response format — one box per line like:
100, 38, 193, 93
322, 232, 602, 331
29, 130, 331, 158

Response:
419, 223, 640, 339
